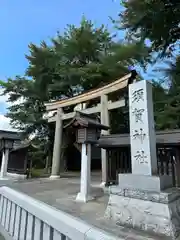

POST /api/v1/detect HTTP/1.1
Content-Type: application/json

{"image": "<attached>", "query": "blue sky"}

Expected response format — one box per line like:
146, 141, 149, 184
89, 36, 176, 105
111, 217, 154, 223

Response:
0, 0, 122, 80
0, 0, 123, 122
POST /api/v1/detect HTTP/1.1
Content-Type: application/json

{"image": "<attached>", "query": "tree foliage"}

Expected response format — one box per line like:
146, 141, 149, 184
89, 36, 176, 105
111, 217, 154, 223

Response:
118, 0, 180, 55
155, 56, 180, 129
117, 0, 180, 130
0, 19, 150, 140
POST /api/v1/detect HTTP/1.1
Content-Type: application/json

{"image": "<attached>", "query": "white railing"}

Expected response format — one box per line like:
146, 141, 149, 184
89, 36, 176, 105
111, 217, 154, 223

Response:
0, 186, 117, 240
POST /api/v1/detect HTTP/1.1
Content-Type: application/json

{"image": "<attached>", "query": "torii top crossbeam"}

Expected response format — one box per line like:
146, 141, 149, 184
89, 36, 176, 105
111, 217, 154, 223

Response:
45, 73, 131, 110
45, 71, 137, 122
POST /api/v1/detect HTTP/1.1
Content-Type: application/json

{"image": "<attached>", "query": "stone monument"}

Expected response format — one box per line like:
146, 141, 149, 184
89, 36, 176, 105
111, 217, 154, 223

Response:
105, 80, 180, 239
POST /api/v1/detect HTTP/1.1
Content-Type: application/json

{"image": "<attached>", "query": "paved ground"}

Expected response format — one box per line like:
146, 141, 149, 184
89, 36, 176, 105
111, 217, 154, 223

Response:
0, 175, 168, 240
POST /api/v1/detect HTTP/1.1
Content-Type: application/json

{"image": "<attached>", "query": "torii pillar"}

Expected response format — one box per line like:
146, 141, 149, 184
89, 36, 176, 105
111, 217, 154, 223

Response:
100, 94, 110, 187
50, 108, 63, 179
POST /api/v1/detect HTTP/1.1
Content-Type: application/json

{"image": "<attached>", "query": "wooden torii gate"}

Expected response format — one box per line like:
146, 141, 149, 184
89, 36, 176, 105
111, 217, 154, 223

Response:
45, 71, 137, 185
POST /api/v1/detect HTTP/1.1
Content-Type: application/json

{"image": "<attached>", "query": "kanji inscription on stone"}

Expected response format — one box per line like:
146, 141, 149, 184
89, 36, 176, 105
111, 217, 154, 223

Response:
132, 88, 144, 103
129, 80, 157, 175
134, 150, 148, 164
132, 108, 144, 123
133, 128, 146, 143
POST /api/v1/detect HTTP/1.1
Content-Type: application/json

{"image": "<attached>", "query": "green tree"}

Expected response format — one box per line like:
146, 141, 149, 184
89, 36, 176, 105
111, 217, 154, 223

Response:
118, 0, 180, 55
0, 19, 150, 139
117, 0, 180, 130
155, 56, 180, 129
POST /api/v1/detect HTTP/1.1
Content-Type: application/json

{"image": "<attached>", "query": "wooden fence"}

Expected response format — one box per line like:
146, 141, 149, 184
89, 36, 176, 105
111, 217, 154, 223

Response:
107, 146, 177, 186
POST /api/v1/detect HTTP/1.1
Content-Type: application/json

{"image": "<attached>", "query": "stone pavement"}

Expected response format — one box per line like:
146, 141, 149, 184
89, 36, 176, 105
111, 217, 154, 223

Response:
0, 177, 169, 240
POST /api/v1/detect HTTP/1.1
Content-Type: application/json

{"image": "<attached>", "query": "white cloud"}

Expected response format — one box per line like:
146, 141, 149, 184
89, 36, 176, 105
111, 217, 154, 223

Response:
0, 89, 24, 108
0, 89, 48, 136
0, 114, 16, 132
0, 89, 8, 104
0, 94, 9, 105
0, 89, 21, 132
